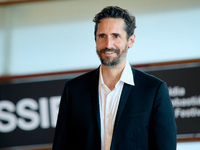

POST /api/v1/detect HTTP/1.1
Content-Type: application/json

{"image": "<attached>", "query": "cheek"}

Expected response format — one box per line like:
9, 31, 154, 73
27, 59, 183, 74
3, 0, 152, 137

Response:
114, 41, 125, 49
96, 41, 105, 49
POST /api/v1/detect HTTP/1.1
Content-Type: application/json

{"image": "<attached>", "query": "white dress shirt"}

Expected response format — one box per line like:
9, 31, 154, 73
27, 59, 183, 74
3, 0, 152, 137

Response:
99, 61, 135, 150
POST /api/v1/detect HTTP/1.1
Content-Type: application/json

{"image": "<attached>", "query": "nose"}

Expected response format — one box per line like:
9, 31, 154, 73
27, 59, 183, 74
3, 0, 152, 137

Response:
105, 37, 114, 49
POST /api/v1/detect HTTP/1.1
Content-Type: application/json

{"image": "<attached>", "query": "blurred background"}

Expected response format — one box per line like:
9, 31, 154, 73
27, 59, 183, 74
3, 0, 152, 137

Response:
0, 0, 200, 149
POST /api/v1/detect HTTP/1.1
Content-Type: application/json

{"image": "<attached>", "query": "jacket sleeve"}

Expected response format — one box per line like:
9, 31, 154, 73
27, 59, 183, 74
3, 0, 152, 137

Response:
149, 82, 177, 150
52, 82, 69, 150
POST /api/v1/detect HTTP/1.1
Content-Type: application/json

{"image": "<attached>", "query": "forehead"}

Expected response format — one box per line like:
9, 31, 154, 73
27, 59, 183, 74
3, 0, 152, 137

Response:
97, 18, 126, 33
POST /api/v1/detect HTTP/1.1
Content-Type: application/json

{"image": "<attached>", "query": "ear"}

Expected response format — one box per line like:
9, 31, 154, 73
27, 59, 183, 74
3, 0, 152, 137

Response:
128, 34, 135, 48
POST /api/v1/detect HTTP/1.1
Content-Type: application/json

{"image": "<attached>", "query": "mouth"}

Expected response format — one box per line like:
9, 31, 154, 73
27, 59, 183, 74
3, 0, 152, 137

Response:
100, 48, 119, 56
105, 51, 115, 54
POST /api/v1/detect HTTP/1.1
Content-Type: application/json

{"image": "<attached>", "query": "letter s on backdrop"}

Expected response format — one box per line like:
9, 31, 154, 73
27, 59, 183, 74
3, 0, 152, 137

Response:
0, 100, 17, 133
16, 98, 40, 131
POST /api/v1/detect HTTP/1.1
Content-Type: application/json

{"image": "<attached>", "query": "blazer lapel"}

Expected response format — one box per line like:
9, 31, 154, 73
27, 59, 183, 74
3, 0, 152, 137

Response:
112, 66, 135, 136
112, 83, 132, 133
90, 68, 101, 133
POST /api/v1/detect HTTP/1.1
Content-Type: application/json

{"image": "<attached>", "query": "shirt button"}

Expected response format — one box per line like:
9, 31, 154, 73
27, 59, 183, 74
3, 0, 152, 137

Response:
106, 114, 110, 118
107, 136, 111, 139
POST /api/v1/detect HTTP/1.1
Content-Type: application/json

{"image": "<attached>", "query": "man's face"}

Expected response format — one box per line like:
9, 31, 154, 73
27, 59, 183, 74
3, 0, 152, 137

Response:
96, 18, 135, 67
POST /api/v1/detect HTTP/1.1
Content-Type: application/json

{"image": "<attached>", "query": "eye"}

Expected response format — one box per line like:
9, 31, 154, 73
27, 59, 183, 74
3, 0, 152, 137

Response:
98, 34, 105, 38
113, 33, 120, 38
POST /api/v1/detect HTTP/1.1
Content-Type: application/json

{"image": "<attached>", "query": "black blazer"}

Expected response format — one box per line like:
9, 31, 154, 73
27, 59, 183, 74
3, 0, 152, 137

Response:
53, 67, 177, 150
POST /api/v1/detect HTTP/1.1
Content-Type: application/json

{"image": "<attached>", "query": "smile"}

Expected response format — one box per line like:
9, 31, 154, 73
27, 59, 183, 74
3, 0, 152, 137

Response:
105, 51, 115, 54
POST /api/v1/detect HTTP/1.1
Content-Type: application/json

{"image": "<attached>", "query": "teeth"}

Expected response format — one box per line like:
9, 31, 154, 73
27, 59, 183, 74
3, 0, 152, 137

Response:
105, 51, 114, 54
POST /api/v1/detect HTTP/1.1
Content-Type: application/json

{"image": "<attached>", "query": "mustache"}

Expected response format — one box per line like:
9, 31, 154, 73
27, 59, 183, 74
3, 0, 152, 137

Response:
100, 48, 120, 54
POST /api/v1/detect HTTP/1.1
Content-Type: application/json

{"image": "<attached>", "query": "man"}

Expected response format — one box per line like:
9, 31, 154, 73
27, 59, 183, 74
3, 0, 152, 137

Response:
53, 6, 177, 150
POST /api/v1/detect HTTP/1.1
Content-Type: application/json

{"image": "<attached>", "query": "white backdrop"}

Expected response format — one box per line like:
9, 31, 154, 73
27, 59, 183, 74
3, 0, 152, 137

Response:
0, 0, 200, 76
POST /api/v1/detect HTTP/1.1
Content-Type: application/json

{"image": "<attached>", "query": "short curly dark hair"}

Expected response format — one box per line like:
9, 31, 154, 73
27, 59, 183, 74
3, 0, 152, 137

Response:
93, 6, 136, 40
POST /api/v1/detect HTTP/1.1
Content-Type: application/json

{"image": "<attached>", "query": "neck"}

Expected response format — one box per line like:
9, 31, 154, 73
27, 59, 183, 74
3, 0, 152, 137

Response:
101, 60, 126, 91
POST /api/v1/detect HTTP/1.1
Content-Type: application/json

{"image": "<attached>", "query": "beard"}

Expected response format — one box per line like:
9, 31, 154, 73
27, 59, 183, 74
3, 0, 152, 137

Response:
96, 45, 128, 67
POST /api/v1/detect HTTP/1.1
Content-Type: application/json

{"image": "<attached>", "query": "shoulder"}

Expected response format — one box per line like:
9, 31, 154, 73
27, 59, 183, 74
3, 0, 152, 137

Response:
132, 67, 165, 86
66, 68, 99, 87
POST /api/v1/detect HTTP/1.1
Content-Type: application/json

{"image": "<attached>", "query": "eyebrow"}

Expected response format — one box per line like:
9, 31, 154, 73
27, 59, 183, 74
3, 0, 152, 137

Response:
97, 33, 121, 36
97, 33, 105, 36
112, 33, 120, 36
